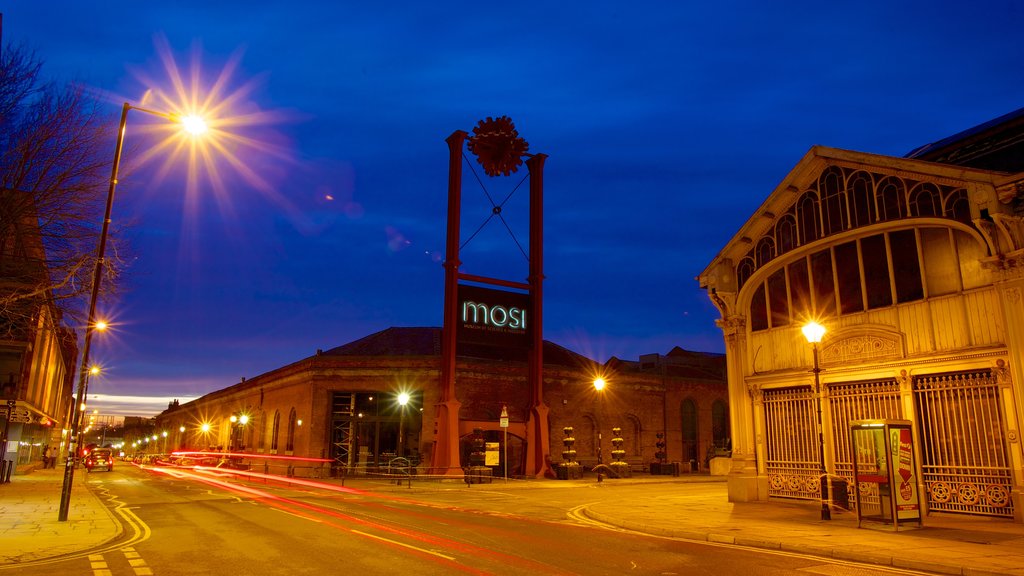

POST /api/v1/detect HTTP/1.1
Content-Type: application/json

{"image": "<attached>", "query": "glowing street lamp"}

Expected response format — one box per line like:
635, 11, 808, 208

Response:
593, 378, 607, 466
802, 321, 831, 521
397, 393, 410, 457
58, 102, 210, 522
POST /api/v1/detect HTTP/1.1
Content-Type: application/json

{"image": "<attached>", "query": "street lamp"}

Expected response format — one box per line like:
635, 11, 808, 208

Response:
593, 378, 606, 466
397, 392, 410, 458
58, 102, 208, 522
801, 321, 831, 521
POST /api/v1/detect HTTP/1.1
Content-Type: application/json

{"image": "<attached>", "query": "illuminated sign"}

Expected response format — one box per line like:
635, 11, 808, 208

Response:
457, 284, 531, 348
462, 300, 526, 331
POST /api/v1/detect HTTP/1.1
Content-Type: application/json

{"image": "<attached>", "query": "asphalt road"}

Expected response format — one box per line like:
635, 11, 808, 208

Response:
8, 465, 932, 576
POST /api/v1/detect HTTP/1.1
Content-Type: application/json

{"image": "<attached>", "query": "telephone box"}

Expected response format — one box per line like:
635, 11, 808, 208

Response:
850, 420, 923, 530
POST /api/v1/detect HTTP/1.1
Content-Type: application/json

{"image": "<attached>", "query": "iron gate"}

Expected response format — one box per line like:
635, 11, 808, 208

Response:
913, 371, 1014, 518
828, 378, 903, 508
764, 387, 819, 499
762, 369, 1015, 519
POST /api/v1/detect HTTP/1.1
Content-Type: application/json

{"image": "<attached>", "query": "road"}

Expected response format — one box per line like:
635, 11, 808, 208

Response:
7, 465, 931, 575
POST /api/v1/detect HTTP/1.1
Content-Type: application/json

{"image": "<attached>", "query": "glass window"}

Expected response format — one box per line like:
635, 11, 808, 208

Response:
877, 177, 906, 221
945, 189, 971, 223
861, 234, 893, 309
271, 411, 281, 451
835, 241, 864, 314
788, 259, 811, 323
750, 283, 768, 331
890, 229, 924, 303
848, 171, 875, 228
286, 408, 297, 452
757, 237, 774, 267
768, 268, 790, 327
776, 215, 797, 255
909, 182, 942, 217
798, 193, 821, 245
820, 167, 847, 235
920, 228, 960, 296
737, 257, 755, 289
810, 249, 837, 317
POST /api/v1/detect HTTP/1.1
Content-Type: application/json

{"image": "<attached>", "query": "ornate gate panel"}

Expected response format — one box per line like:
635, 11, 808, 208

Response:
913, 371, 1014, 518
828, 379, 903, 508
763, 387, 819, 499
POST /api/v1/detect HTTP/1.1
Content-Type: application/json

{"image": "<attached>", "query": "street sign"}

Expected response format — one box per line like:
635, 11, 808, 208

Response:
499, 405, 509, 428
1, 406, 31, 423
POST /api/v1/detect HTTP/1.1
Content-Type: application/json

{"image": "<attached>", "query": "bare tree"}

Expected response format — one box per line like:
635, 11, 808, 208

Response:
1, 43, 114, 340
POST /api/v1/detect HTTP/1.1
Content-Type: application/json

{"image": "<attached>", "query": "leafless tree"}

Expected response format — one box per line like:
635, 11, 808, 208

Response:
1, 43, 114, 341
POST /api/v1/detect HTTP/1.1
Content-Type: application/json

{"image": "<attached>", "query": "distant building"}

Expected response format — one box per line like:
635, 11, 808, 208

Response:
154, 327, 726, 476
700, 108, 1024, 521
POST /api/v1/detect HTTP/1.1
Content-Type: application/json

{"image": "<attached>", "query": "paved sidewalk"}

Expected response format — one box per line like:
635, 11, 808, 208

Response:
0, 465, 121, 565
1, 467, 1022, 575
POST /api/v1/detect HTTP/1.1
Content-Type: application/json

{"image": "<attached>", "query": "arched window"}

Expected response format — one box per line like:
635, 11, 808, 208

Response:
848, 171, 875, 228
756, 237, 775, 268
286, 408, 297, 452
270, 410, 281, 452
877, 176, 906, 221
819, 166, 848, 235
711, 400, 729, 449
944, 189, 971, 223
797, 192, 821, 245
775, 214, 798, 256
736, 257, 756, 289
909, 182, 942, 217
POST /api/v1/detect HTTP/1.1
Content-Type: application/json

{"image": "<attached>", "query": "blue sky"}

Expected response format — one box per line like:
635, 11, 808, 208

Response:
4, 2, 1023, 415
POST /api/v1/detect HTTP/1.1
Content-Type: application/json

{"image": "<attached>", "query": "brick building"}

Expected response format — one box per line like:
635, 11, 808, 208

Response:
154, 327, 726, 477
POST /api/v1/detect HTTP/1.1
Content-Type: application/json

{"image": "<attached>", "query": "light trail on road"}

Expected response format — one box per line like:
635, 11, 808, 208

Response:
142, 464, 577, 575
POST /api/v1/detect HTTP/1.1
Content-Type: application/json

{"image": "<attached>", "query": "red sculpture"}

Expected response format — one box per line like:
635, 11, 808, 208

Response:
466, 116, 530, 177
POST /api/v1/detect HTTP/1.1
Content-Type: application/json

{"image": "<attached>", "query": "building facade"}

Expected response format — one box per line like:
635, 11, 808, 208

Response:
154, 327, 726, 477
699, 110, 1024, 521
1, 190, 77, 475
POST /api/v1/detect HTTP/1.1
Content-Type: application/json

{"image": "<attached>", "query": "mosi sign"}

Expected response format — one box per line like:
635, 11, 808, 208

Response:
461, 300, 526, 331
457, 284, 530, 348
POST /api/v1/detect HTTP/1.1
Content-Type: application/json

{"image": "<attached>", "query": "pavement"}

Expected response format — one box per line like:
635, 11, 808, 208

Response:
1, 465, 1023, 575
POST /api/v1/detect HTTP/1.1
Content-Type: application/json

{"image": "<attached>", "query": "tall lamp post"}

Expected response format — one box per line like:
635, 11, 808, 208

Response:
593, 378, 606, 466
58, 102, 207, 522
397, 392, 410, 458
801, 321, 831, 521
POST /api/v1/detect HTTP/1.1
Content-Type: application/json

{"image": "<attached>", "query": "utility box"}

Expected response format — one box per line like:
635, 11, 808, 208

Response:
850, 420, 923, 530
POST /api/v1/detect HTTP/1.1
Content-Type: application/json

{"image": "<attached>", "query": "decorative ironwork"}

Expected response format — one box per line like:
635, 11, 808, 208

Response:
828, 378, 903, 507
466, 116, 529, 177
913, 371, 1013, 518
763, 387, 820, 500
762, 369, 1014, 519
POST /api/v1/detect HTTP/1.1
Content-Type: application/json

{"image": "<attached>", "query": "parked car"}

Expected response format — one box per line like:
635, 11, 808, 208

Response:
84, 448, 114, 472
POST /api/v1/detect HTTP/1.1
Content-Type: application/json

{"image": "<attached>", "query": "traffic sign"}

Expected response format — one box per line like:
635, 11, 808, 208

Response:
499, 405, 509, 428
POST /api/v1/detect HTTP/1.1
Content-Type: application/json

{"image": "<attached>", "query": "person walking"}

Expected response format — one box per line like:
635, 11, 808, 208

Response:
42, 446, 51, 469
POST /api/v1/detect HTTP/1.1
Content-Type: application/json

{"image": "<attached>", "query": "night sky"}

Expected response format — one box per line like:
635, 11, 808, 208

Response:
4, 2, 1023, 416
